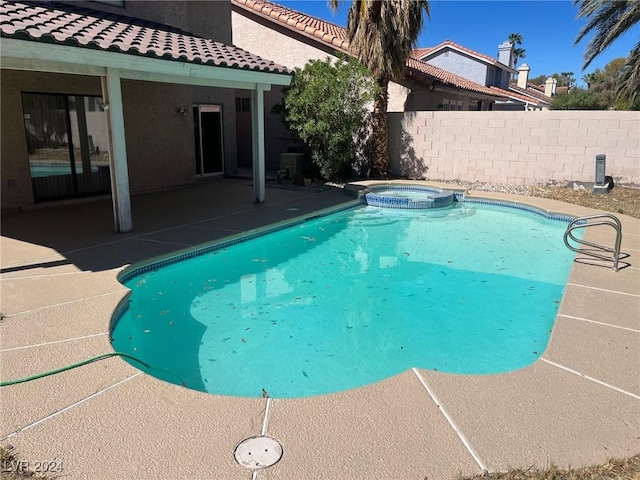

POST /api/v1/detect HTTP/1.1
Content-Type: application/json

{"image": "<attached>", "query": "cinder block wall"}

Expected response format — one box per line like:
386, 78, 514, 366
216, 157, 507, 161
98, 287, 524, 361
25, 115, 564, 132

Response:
389, 111, 639, 185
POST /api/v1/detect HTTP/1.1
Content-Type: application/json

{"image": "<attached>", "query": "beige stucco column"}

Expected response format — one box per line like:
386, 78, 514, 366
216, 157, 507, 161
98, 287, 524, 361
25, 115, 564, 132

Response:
251, 84, 268, 203
101, 68, 133, 233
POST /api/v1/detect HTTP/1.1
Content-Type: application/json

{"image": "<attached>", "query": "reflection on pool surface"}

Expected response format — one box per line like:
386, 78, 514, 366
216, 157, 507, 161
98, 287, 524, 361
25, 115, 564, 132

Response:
111, 202, 577, 398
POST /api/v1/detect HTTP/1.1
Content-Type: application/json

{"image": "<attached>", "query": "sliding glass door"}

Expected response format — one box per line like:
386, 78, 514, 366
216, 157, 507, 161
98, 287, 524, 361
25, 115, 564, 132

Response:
22, 93, 111, 202
194, 105, 224, 177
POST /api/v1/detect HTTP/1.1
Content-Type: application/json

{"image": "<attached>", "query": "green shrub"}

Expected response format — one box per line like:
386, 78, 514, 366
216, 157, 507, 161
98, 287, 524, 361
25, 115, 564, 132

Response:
551, 87, 604, 110
277, 57, 378, 181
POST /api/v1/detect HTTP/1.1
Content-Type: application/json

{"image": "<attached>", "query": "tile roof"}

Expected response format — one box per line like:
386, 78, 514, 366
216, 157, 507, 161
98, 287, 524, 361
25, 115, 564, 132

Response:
414, 40, 517, 73
1, 0, 291, 75
412, 47, 434, 59
489, 86, 550, 107
233, 0, 504, 99
526, 83, 546, 92
509, 84, 552, 104
406, 58, 506, 99
232, 0, 349, 52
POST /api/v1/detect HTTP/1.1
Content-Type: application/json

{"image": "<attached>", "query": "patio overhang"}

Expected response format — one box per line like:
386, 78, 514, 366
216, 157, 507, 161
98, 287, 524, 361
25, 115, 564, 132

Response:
1, 34, 292, 233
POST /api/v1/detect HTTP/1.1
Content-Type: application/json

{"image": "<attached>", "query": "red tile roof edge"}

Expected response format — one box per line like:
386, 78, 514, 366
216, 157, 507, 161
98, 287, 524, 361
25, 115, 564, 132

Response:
232, 0, 350, 53
489, 86, 550, 106
1, 0, 292, 75
412, 47, 434, 59
233, 0, 506, 100
527, 83, 546, 92
407, 58, 507, 99
509, 84, 552, 103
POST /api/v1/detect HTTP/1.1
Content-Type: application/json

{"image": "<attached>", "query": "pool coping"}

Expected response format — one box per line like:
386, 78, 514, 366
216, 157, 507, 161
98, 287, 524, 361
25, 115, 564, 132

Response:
1, 178, 638, 479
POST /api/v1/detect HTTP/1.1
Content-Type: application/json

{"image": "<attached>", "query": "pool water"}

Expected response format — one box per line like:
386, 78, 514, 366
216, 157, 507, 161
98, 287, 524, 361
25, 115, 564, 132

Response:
111, 203, 577, 398
372, 189, 435, 199
365, 186, 454, 209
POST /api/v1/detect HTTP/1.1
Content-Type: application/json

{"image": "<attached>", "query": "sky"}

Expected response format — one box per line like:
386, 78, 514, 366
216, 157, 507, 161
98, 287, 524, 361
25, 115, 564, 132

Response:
276, 0, 639, 87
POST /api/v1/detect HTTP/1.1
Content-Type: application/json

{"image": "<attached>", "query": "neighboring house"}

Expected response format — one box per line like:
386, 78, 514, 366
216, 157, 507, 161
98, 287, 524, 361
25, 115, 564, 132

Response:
1, 0, 291, 231
488, 64, 555, 110
415, 40, 553, 110
231, 0, 507, 171
403, 58, 505, 112
414, 40, 517, 90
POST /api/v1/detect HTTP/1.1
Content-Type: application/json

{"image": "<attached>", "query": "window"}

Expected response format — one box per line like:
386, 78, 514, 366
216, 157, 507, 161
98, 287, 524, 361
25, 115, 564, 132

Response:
487, 68, 495, 86
440, 99, 464, 111
235, 97, 251, 113
22, 93, 111, 202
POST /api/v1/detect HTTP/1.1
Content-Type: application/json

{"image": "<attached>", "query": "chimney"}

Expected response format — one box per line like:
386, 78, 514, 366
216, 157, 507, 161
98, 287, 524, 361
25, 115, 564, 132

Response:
544, 77, 557, 97
517, 63, 530, 89
498, 41, 513, 67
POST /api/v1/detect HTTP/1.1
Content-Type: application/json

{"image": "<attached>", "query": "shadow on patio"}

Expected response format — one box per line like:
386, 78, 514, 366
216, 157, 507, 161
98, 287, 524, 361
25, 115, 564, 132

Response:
1, 178, 352, 275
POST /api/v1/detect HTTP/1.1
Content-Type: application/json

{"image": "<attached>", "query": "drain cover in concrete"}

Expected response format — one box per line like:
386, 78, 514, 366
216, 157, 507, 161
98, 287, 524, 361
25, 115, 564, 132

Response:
234, 435, 283, 470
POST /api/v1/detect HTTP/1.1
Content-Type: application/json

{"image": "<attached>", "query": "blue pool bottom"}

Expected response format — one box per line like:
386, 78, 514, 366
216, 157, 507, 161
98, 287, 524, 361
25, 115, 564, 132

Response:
111, 201, 577, 398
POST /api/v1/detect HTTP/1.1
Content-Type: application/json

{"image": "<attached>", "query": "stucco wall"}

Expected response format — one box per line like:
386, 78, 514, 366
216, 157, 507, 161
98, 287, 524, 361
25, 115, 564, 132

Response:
235, 88, 296, 170
389, 111, 639, 185
232, 9, 343, 169
497, 68, 511, 89
232, 10, 340, 70
0, 70, 103, 210
121, 80, 237, 193
387, 82, 409, 113
405, 89, 490, 111
232, 7, 409, 167
72, 1, 232, 43
424, 50, 488, 86
1, 70, 237, 210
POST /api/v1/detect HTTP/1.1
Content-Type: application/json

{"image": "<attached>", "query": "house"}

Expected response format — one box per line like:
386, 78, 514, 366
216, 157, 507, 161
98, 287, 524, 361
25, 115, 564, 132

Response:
414, 40, 553, 110
414, 40, 517, 90
1, 0, 292, 231
231, 0, 507, 171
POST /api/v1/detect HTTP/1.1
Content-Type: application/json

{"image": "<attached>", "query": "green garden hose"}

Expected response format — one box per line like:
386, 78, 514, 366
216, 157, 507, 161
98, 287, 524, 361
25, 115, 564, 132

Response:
0, 352, 152, 387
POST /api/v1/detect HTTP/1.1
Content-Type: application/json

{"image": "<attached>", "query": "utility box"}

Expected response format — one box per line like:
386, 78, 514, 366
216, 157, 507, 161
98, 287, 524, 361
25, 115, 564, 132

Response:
595, 154, 606, 186
593, 154, 609, 194
280, 153, 306, 178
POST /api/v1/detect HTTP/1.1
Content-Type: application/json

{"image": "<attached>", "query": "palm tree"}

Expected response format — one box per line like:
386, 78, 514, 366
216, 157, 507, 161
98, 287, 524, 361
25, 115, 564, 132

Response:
618, 47, 640, 103
574, 0, 640, 101
582, 72, 599, 89
561, 71, 576, 88
512, 47, 526, 72
330, 0, 430, 178
508, 32, 526, 70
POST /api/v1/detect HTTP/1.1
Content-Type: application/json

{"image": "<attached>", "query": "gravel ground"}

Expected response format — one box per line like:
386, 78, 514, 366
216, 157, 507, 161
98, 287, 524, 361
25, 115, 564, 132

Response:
267, 178, 640, 219
529, 184, 640, 219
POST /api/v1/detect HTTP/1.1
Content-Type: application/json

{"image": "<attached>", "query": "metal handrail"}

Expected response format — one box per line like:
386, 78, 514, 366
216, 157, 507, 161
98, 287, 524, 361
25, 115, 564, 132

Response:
564, 213, 622, 271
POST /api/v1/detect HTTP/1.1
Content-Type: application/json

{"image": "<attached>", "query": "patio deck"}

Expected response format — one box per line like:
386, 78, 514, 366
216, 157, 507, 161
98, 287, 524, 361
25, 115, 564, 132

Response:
1, 178, 638, 479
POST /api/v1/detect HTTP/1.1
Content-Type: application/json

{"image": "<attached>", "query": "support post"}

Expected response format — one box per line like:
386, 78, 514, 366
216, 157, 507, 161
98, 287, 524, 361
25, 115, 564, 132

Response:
102, 68, 132, 233
251, 85, 267, 203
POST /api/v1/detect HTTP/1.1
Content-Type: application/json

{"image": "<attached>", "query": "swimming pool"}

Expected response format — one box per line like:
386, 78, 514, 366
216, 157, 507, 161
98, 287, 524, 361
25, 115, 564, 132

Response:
111, 201, 578, 398
365, 185, 455, 208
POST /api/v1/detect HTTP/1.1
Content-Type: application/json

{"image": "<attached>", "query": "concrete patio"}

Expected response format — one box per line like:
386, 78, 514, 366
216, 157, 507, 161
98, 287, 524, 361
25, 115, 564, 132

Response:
1, 177, 638, 479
